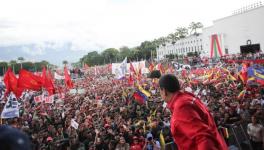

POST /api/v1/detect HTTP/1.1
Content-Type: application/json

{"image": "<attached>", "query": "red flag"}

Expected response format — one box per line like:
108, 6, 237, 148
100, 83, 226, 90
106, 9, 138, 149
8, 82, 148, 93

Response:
128, 74, 134, 86
130, 62, 136, 74
64, 66, 73, 88
42, 67, 55, 95
17, 69, 43, 92
149, 62, 154, 72
3, 68, 20, 97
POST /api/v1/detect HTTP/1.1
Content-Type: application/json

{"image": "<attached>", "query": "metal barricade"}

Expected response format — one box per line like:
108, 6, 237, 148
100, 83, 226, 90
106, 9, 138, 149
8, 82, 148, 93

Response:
221, 124, 253, 150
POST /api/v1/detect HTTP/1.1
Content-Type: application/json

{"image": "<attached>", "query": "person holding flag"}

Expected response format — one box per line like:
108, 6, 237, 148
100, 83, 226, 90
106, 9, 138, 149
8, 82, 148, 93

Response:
158, 74, 228, 150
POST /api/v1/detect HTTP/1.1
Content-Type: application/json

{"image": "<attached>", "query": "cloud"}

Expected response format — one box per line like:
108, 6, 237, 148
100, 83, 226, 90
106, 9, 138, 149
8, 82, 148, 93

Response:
0, 0, 257, 64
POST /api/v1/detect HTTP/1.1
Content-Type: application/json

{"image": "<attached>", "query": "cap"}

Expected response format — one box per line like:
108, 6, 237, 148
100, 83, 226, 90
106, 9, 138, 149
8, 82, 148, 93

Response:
146, 133, 153, 139
0, 125, 31, 150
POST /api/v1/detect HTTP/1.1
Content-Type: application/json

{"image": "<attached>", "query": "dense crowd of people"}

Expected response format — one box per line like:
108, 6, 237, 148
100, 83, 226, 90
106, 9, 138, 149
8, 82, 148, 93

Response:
0, 57, 264, 150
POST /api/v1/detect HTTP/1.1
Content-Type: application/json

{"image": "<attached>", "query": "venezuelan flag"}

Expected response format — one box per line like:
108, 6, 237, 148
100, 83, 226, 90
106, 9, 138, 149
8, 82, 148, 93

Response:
133, 90, 147, 104
138, 85, 151, 97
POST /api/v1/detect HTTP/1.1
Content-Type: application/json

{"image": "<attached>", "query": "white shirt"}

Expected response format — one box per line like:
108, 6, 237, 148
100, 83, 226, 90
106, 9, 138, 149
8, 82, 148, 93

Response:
247, 123, 264, 142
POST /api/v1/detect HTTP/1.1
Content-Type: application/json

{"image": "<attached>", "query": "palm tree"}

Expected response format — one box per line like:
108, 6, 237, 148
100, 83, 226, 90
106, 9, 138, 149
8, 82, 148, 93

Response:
17, 57, 24, 69
62, 60, 68, 66
167, 33, 179, 44
188, 22, 203, 35
159, 37, 168, 46
175, 27, 188, 39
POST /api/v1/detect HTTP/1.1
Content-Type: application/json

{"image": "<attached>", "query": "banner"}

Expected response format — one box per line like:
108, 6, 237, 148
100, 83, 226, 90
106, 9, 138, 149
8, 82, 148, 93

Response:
1, 94, 19, 119
54, 72, 65, 80
44, 95, 54, 104
34, 95, 43, 103
113, 57, 127, 79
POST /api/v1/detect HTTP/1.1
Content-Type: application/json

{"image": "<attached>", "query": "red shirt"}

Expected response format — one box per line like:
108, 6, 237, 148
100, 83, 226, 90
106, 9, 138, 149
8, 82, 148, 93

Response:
167, 91, 228, 150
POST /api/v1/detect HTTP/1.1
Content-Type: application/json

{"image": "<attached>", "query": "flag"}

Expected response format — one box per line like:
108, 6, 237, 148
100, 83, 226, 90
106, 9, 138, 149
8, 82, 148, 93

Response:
138, 85, 151, 97
71, 119, 79, 129
160, 131, 166, 150
18, 69, 43, 92
130, 62, 136, 74
42, 67, 55, 95
3, 68, 19, 97
222, 127, 229, 139
1, 94, 19, 119
128, 74, 134, 86
238, 63, 248, 84
133, 90, 147, 104
115, 57, 127, 79
237, 89, 246, 99
64, 66, 73, 88
149, 62, 154, 72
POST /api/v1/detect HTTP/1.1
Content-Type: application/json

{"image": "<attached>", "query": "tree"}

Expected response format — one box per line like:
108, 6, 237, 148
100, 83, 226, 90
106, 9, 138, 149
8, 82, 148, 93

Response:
167, 33, 179, 44
189, 22, 203, 35
102, 48, 119, 63
119, 46, 132, 61
62, 60, 68, 66
0, 62, 8, 76
175, 27, 188, 39
17, 57, 25, 69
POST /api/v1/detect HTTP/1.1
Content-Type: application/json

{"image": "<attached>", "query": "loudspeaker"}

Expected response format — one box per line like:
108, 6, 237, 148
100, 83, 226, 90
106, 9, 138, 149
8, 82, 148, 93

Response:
240, 44, 260, 54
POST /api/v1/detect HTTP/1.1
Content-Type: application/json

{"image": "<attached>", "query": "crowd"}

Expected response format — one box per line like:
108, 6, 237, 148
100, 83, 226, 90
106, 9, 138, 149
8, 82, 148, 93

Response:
0, 58, 264, 150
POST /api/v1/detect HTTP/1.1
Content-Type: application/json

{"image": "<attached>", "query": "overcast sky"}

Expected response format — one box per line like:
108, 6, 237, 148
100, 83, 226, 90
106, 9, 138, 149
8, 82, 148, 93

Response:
0, 0, 259, 65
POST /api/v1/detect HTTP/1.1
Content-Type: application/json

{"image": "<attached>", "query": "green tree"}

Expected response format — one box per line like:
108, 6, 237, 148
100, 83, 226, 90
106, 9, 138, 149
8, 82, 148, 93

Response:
119, 46, 132, 61
175, 27, 188, 39
0, 62, 8, 76
167, 33, 179, 44
102, 48, 119, 63
189, 22, 203, 35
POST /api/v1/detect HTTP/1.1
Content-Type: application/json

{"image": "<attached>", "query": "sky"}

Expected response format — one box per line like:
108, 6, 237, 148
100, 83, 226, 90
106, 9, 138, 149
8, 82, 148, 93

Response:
0, 0, 259, 65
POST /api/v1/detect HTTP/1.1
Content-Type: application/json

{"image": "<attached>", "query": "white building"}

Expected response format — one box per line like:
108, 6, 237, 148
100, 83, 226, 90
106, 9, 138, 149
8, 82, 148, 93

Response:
157, 2, 264, 60
157, 34, 203, 60
202, 4, 264, 57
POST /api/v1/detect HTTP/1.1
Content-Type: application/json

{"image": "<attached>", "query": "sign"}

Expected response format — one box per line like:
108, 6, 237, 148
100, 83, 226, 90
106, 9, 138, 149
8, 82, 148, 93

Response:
44, 95, 54, 104
77, 89, 86, 94
1, 94, 19, 119
34, 95, 43, 103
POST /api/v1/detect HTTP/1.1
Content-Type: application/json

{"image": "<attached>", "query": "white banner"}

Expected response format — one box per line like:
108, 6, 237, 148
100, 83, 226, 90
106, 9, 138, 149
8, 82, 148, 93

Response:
1, 94, 19, 119
54, 72, 65, 80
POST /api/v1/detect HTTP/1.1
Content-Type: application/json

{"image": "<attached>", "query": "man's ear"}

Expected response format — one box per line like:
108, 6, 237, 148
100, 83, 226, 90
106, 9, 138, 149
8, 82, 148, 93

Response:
164, 89, 168, 96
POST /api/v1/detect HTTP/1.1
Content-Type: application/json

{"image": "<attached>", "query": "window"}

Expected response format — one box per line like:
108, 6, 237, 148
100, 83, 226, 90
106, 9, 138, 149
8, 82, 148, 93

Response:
201, 45, 203, 50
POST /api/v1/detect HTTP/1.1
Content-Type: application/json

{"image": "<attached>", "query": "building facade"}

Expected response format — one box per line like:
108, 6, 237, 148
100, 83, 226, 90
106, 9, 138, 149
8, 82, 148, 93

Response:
202, 5, 264, 57
157, 3, 264, 60
156, 34, 203, 60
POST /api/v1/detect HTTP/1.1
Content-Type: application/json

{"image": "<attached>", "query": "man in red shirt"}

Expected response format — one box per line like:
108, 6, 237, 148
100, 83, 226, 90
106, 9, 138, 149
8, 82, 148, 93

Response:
159, 74, 228, 150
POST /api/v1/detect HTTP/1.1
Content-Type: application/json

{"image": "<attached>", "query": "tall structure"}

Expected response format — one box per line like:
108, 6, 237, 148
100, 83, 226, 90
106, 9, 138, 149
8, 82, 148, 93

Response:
202, 3, 264, 58
156, 34, 203, 60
